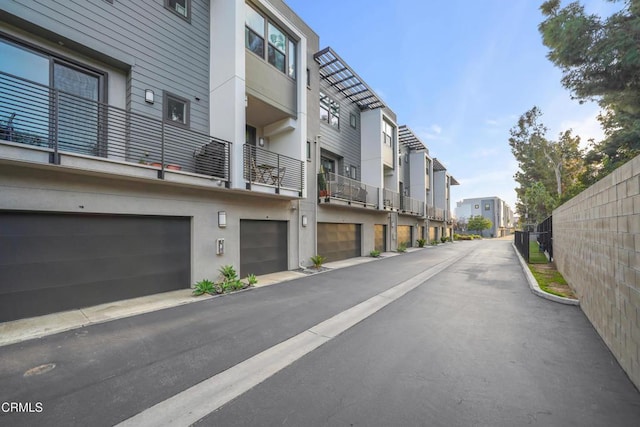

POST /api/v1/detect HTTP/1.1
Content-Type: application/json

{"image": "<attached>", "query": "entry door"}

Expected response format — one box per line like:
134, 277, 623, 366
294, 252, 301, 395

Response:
53, 62, 102, 156
374, 224, 386, 252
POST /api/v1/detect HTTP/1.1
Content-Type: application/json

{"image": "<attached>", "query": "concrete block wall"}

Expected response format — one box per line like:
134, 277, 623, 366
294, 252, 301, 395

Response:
553, 154, 640, 389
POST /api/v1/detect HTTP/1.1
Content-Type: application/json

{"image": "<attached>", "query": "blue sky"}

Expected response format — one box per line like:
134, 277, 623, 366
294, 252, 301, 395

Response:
285, 0, 620, 211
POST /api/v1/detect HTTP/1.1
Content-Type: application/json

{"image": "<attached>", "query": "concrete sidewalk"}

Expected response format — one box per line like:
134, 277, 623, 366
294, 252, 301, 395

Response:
0, 249, 412, 347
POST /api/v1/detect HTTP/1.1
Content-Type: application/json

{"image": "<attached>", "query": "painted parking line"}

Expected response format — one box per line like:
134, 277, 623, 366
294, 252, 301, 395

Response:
116, 251, 467, 427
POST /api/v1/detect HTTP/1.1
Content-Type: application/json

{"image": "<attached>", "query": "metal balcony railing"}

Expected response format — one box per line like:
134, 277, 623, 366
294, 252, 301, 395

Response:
383, 188, 400, 210
243, 144, 304, 195
426, 206, 445, 220
400, 195, 425, 216
319, 172, 379, 207
0, 71, 231, 181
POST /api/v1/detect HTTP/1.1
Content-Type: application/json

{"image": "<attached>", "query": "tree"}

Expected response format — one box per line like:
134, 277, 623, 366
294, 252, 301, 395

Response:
539, 0, 640, 177
467, 215, 493, 236
524, 182, 557, 225
508, 107, 585, 217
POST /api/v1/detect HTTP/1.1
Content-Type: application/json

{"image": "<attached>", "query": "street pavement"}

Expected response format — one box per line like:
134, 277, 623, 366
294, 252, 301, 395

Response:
1, 240, 639, 426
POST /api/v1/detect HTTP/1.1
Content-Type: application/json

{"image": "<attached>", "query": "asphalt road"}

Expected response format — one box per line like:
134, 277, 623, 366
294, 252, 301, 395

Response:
1, 240, 639, 426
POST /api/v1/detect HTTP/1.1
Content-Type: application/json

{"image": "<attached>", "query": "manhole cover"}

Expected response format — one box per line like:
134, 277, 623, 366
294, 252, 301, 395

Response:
23, 363, 56, 377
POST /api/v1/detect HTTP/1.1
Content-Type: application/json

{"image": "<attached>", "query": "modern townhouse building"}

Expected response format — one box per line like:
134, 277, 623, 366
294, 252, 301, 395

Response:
0, 0, 459, 323
398, 126, 459, 244
0, 0, 318, 322
313, 49, 458, 261
313, 47, 403, 260
455, 196, 514, 237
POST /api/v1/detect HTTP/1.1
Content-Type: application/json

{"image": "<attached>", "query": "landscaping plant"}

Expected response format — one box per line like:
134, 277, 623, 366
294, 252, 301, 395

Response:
416, 238, 426, 247
193, 279, 215, 296
310, 254, 326, 269
370, 249, 381, 257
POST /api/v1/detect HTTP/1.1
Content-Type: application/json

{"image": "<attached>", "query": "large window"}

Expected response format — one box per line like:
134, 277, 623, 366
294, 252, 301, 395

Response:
245, 4, 296, 78
0, 37, 104, 156
320, 92, 339, 128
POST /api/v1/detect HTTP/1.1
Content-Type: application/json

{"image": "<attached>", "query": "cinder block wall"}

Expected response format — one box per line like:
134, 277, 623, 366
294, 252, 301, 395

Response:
553, 155, 640, 389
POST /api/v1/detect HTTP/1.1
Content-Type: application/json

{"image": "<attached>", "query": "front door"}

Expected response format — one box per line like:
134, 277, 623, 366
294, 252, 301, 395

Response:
54, 61, 101, 156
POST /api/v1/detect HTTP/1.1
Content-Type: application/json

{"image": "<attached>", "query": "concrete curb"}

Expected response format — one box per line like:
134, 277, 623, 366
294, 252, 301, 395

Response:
511, 243, 579, 306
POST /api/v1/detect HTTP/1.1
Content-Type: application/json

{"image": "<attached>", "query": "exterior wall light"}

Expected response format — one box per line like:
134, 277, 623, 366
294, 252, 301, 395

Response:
145, 89, 154, 104
302, 215, 308, 227
218, 211, 227, 228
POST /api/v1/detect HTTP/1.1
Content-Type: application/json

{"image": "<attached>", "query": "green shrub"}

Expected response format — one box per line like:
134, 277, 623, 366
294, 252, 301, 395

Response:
370, 249, 381, 257
416, 238, 426, 247
193, 279, 215, 296
310, 254, 326, 269
440, 236, 449, 243
219, 265, 238, 281
397, 243, 407, 253
246, 274, 258, 286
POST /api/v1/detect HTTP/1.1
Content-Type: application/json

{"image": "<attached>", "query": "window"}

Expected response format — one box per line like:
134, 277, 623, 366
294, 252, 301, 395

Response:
164, 92, 189, 128
349, 165, 357, 180
245, 5, 296, 78
306, 141, 311, 160
267, 23, 286, 72
320, 92, 339, 128
245, 5, 265, 57
321, 157, 335, 173
383, 120, 394, 146
306, 68, 311, 88
349, 113, 357, 129
288, 40, 296, 79
485, 203, 491, 211
165, 0, 190, 21
0, 37, 104, 156
474, 204, 480, 209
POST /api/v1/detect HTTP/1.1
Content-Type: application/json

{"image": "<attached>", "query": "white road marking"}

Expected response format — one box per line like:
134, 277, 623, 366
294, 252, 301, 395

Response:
116, 253, 464, 427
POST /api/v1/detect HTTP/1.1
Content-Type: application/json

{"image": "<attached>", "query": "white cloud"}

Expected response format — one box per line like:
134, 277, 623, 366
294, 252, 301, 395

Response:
559, 112, 604, 148
415, 124, 443, 141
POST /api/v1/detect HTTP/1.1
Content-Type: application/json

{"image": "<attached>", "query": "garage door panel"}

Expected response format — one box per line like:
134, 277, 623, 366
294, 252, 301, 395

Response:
240, 220, 288, 277
0, 269, 188, 321
397, 225, 412, 247
0, 212, 190, 322
317, 223, 361, 262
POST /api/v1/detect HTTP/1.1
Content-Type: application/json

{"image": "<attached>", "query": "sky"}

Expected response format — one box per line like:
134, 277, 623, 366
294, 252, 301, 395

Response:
284, 0, 621, 212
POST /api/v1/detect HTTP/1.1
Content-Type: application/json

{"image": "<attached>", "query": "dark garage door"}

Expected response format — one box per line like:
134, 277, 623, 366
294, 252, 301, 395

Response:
240, 220, 288, 277
317, 222, 361, 262
397, 225, 412, 247
374, 224, 386, 252
0, 212, 190, 322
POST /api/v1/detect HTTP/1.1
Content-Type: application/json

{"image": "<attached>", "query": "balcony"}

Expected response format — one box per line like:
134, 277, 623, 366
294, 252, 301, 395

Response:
243, 144, 304, 197
400, 195, 425, 217
318, 171, 379, 209
427, 206, 445, 221
0, 71, 231, 183
382, 188, 400, 211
